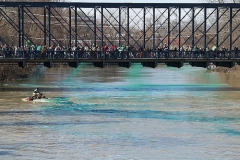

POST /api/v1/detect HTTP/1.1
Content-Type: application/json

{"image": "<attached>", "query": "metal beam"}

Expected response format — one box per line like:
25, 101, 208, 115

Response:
178, 7, 181, 52
216, 7, 219, 48
153, 7, 155, 50
48, 6, 51, 47
143, 7, 146, 49
94, 7, 97, 47
127, 7, 129, 47
101, 6, 103, 48
44, 6, 47, 46
168, 7, 170, 50
21, 5, 24, 47
119, 7, 121, 47
75, 6, 77, 47
229, 7, 232, 51
69, 6, 72, 48
18, 6, 21, 47
204, 7, 206, 51
1, 2, 240, 8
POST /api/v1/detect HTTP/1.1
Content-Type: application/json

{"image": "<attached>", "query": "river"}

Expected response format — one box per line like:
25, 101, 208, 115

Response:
0, 64, 240, 160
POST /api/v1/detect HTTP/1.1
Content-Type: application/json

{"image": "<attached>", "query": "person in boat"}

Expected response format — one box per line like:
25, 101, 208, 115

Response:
32, 88, 42, 99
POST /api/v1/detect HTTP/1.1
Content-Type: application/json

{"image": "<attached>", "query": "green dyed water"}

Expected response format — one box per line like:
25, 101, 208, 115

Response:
0, 64, 240, 159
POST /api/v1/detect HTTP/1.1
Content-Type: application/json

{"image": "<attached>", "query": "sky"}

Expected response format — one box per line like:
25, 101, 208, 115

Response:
70, 0, 205, 3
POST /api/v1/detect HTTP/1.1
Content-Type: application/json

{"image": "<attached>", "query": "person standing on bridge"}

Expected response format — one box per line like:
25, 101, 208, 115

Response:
234, 46, 239, 58
192, 45, 199, 58
103, 45, 109, 58
54, 45, 61, 58
41, 45, 47, 58
2, 44, 8, 59
163, 43, 168, 58
36, 45, 42, 59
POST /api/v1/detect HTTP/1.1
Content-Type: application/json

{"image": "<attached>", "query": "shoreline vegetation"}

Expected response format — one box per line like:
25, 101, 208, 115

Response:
0, 63, 68, 82
0, 63, 240, 82
0, 64, 42, 82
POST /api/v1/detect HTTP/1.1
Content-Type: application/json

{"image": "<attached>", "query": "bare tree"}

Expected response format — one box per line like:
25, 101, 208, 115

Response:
205, 0, 240, 50
0, 0, 67, 47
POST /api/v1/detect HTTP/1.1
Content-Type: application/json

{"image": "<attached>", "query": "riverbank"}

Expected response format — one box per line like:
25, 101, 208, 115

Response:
212, 64, 240, 74
0, 65, 42, 82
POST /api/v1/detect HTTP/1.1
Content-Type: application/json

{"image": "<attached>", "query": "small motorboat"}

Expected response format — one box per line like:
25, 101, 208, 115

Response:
22, 94, 47, 102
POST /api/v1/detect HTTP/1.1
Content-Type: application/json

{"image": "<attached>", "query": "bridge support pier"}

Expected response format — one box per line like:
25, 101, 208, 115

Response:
18, 60, 25, 68
44, 61, 52, 68
165, 62, 183, 68
141, 60, 158, 68
68, 61, 79, 68
93, 61, 105, 68
189, 62, 208, 68
118, 61, 132, 68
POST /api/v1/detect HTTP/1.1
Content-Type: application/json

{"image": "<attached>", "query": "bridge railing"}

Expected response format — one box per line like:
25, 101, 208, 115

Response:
0, 49, 239, 60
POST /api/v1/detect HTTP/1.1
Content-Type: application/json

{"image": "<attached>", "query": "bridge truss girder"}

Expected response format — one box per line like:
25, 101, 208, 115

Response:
0, 2, 239, 51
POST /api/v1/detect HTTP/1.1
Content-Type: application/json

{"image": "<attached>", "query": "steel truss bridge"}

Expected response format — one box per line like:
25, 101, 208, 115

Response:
0, 2, 240, 68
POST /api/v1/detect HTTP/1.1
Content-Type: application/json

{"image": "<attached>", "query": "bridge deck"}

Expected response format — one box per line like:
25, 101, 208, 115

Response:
0, 58, 238, 64
0, 58, 238, 63
0, 50, 238, 68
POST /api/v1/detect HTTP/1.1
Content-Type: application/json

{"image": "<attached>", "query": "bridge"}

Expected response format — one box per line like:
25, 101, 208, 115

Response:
0, 50, 239, 68
0, 2, 239, 68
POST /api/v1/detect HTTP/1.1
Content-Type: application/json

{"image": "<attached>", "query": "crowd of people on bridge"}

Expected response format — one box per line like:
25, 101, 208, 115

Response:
0, 42, 238, 59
